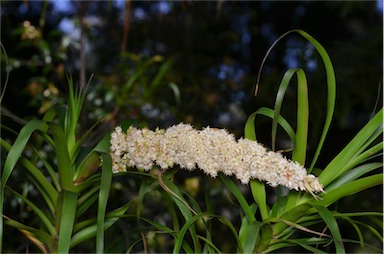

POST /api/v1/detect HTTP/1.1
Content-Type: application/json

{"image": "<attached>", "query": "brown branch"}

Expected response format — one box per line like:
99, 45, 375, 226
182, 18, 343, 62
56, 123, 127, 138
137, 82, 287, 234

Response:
121, 0, 131, 53
73, 0, 90, 88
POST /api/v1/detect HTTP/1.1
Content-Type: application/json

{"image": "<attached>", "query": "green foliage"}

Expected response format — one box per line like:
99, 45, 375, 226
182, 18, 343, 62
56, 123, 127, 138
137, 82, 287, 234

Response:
238, 29, 383, 253
113, 29, 382, 253
0, 78, 128, 253
101, 30, 381, 253
1, 28, 382, 253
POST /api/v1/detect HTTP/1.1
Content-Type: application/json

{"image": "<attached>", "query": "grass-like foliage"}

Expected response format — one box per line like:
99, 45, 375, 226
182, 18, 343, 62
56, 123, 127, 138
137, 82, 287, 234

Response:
239, 29, 383, 253
0, 77, 127, 253
0, 30, 382, 253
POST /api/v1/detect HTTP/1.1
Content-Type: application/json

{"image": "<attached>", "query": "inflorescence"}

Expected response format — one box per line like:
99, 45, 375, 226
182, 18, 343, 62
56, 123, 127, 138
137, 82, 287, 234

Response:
110, 123, 324, 194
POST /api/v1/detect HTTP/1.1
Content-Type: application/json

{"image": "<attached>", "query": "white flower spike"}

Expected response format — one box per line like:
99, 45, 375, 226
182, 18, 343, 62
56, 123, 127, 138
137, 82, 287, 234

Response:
110, 123, 324, 194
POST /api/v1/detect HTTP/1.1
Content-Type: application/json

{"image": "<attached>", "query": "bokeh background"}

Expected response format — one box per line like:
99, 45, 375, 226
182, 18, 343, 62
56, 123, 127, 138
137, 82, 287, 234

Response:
1, 1, 383, 252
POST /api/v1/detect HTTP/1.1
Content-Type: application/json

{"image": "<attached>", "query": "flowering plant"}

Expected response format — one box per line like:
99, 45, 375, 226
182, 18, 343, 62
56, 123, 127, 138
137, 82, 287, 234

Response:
109, 30, 383, 253
1, 29, 382, 253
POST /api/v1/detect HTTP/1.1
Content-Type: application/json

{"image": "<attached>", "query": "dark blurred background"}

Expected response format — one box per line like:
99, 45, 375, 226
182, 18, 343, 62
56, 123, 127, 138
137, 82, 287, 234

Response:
1, 1, 382, 135
1, 1, 382, 252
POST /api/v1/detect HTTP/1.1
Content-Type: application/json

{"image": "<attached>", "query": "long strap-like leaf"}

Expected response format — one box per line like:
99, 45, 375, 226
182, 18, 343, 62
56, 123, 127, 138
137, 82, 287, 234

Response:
57, 190, 78, 253
313, 205, 345, 254
50, 123, 74, 191
0, 120, 47, 252
255, 29, 336, 173
96, 153, 113, 254
1, 120, 47, 187
319, 108, 383, 187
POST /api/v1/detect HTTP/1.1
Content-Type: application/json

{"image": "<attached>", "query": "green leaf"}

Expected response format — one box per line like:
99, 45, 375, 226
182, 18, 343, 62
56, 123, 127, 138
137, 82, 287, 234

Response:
5, 187, 56, 236
122, 213, 189, 253
64, 76, 91, 160
332, 211, 383, 218
219, 174, 256, 223
57, 190, 78, 253
267, 237, 331, 252
71, 201, 131, 248
160, 175, 201, 252
64, 76, 78, 158
30, 144, 61, 192
96, 153, 113, 253
311, 174, 383, 208
4, 217, 52, 251
1, 138, 58, 211
256, 223, 273, 253
292, 69, 309, 164
319, 108, 383, 187
197, 235, 221, 254
73, 119, 101, 157
0, 119, 47, 252
250, 180, 268, 220
357, 219, 383, 241
272, 68, 309, 165
273, 203, 312, 237
313, 205, 345, 253
345, 218, 365, 252
217, 216, 242, 252
72, 174, 101, 193
1, 120, 47, 187
173, 212, 211, 254
244, 108, 296, 143
325, 162, 382, 192
70, 217, 117, 248
239, 218, 261, 254
160, 175, 196, 219
50, 123, 74, 191
244, 115, 270, 222
294, 30, 336, 172
137, 215, 176, 234
296, 241, 329, 254
270, 191, 288, 218
343, 142, 383, 171
254, 29, 336, 172
76, 186, 99, 218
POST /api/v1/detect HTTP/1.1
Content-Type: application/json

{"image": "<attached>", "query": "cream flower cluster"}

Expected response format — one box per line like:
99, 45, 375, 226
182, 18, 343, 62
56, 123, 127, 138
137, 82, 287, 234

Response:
110, 123, 324, 193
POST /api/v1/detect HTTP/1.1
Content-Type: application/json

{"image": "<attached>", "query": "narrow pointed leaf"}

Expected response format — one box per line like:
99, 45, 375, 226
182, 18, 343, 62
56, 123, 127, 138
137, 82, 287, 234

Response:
58, 190, 78, 253
1, 120, 47, 187
220, 174, 256, 223
313, 205, 345, 253
50, 123, 74, 191
96, 153, 113, 253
